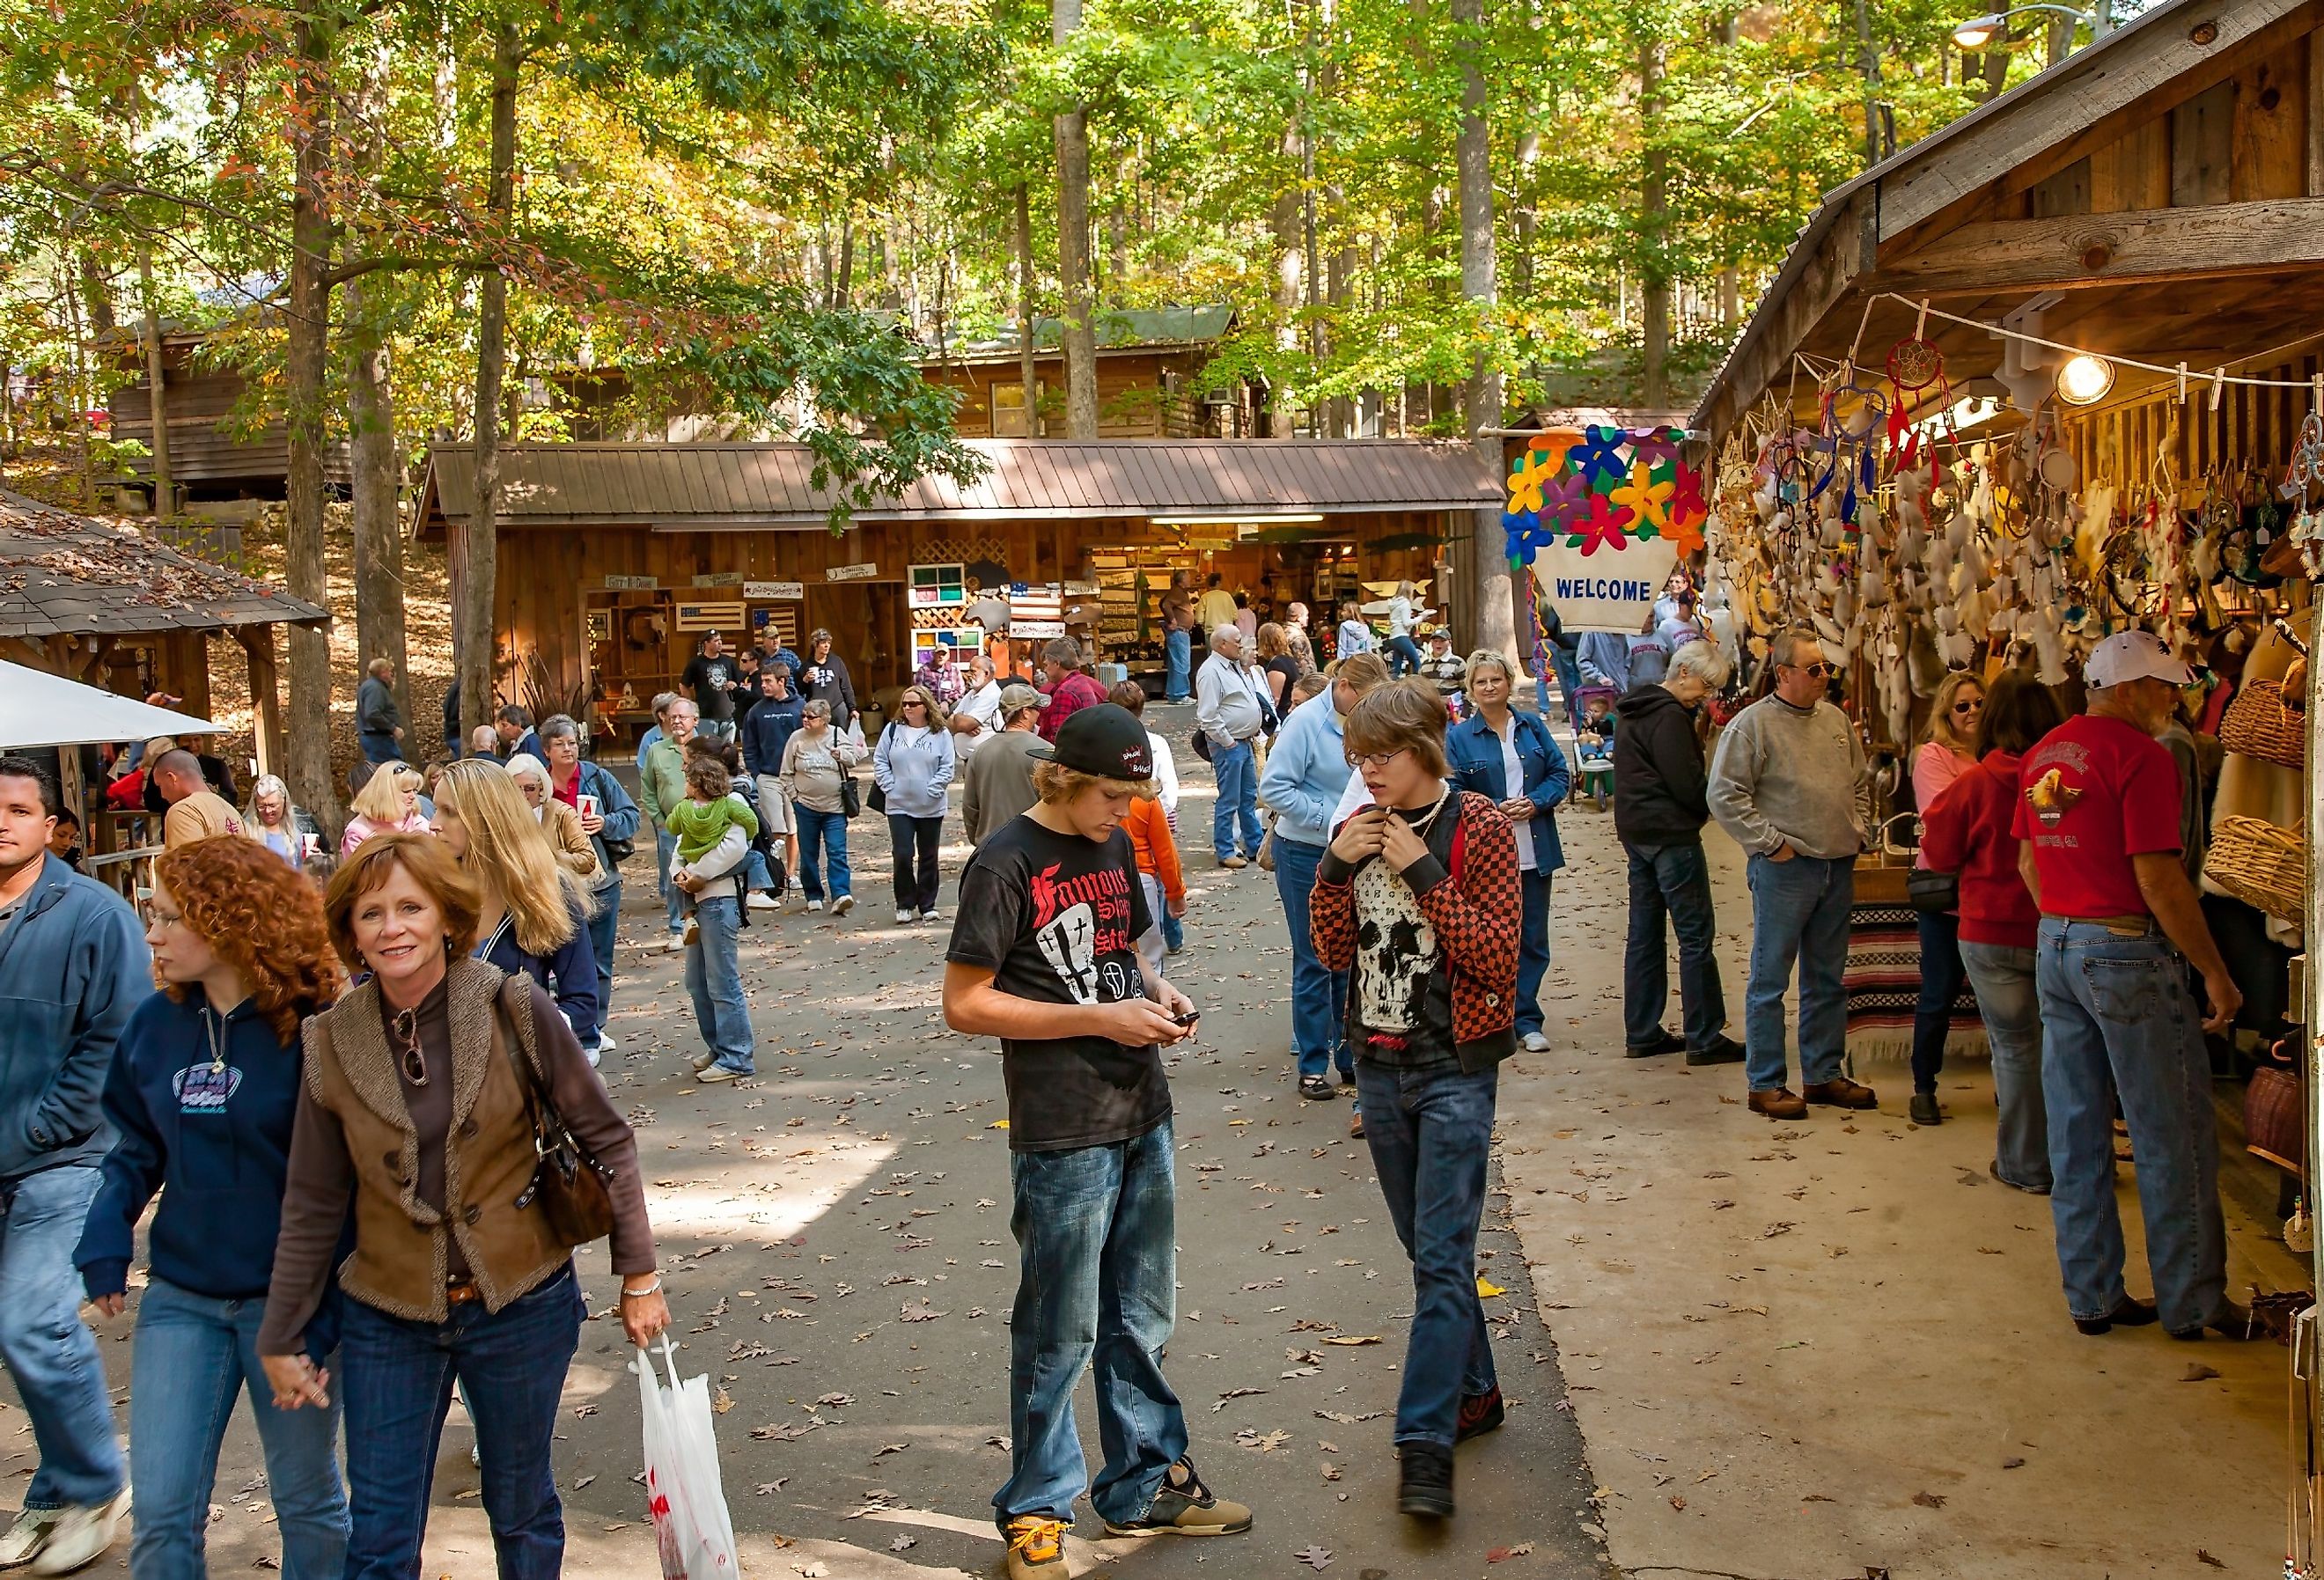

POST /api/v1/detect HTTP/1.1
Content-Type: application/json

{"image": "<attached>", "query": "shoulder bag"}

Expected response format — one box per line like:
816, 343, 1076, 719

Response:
582, 765, 636, 865
837, 755, 863, 820
495, 978, 617, 1247
867, 721, 891, 815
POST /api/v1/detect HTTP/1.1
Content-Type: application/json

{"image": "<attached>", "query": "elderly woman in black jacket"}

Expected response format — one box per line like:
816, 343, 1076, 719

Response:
1611, 639, 1744, 1065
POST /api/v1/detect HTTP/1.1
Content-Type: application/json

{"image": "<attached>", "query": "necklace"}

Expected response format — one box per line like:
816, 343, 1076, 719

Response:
203, 1006, 227, 1075
1394, 785, 1453, 837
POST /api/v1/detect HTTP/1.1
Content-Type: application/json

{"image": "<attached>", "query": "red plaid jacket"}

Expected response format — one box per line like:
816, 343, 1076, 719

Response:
1310, 790, 1521, 1069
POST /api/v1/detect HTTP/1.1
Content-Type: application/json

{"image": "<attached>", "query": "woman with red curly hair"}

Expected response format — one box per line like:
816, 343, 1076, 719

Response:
73, 834, 350, 1579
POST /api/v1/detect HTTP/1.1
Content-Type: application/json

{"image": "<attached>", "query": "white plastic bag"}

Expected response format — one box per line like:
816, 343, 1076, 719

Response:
636, 1338, 739, 1579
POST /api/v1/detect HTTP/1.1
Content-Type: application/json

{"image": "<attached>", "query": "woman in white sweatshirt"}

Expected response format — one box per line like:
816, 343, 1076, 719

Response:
873, 685, 958, 923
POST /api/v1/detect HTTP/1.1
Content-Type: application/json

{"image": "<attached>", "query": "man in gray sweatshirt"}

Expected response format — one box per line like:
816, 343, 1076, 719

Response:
1707, 628, 1875, 1120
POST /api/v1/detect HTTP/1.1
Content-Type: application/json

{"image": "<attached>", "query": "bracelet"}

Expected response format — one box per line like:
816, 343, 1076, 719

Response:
621, 1276, 663, 1298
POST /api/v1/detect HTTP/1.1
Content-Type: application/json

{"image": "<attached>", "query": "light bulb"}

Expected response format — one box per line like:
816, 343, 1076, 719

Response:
2056, 354, 2114, 405
1950, 13, 2004, 48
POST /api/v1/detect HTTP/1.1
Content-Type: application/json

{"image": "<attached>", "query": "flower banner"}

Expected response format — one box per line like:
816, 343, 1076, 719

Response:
1501, 424, 1708, 567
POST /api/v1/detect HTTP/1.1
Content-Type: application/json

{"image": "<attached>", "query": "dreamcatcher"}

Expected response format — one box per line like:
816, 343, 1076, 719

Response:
1882, 305, 1952, 474
1813, 371, 1886, 526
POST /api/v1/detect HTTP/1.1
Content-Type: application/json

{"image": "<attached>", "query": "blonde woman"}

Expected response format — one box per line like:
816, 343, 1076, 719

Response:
428, 759, 602, 1055
504, 753, 602, 885
873, 685, 957, 923
1908, 670, 1984, 1127
1383, 581, 1425, 677
339, 762, 428, 856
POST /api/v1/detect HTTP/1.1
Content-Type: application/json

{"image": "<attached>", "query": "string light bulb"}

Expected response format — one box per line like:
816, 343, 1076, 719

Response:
2056, 354, 2115, 406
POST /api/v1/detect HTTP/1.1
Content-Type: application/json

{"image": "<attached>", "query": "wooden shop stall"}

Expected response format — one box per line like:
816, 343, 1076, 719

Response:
417, 437, 1499, 734
1693, 0, 2324, 1552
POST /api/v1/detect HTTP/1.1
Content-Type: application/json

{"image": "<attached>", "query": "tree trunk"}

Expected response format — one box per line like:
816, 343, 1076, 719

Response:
283, 13, 340, 829
836, 213, 855, 305
1452, 0, 1516, 665
1638, 34, 1671, 409
1053, 0, 1099, 439
461, 23, 520, 739
136, 246, 173, 517
347, 290, 407, 730
1015, 183, 1041, 437
77, 249, 114, 339
1268, 122, 1303, 437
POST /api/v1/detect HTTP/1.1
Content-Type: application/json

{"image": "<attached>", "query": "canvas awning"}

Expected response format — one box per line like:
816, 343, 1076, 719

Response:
0, 659, 217, 750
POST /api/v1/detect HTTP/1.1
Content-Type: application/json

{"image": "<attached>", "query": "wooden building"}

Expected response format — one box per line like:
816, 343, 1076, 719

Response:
417, 437, 1498, 737
915, 306, 1257, 439
107, 329, 351, 499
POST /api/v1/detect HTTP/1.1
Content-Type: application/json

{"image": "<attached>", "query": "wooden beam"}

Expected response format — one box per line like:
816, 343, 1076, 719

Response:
2310, 24, 2324, 195
1875, 195, 2324, 295
236, 625, 284, 783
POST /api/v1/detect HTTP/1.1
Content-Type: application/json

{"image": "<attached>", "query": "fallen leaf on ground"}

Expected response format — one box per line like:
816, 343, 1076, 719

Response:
1320, 1334, 1381, 1346
2181, 1363, 2221, 1383
1486, 1541, 1535, 1561
1912, 1491, 1946, 1510
2001, 1458, 2026, 1470
1293, 1545, 1335, 1570
872, 1442, 908, 1459
889, 1534, 916, 1552
1475, 1277, 1505, 1297
710, 1388, 733, 1415
2197, 1551, 2226, 1568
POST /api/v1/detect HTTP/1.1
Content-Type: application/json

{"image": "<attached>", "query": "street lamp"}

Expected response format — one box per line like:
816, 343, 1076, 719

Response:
1949, 2, 2103, 50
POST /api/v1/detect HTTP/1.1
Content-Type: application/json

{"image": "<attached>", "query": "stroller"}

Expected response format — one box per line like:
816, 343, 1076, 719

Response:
1570, 683, 1620, 809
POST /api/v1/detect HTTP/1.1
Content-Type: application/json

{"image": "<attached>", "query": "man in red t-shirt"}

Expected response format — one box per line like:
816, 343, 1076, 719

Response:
2011, 629, 2251, 1343
1035, 638, 1107, 744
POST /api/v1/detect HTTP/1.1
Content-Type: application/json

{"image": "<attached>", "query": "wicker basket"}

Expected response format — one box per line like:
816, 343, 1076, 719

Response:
2220, 678, 2306, 769
2204, 815, 2306, 922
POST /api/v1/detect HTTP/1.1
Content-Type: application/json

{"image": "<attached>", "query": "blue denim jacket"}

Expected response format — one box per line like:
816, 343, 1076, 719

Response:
1446, 710, 1570, 873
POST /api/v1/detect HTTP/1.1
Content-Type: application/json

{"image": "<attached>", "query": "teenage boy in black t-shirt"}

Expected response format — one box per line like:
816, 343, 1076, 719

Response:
944, 703, 1254, 1580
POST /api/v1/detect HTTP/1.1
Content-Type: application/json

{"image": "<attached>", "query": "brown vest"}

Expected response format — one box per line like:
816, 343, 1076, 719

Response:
303, 959, 569, 1321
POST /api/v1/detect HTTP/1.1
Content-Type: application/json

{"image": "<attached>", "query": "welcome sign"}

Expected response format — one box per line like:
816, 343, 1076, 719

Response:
1531, 538, 1680, 633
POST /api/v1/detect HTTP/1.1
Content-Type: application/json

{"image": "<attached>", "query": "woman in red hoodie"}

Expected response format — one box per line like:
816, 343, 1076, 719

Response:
1920, 669, 2066, 1194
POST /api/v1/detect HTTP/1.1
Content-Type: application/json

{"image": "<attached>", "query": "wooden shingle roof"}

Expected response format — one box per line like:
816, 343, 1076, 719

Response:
423, 439, 1503, 529
0, 490, 330, 639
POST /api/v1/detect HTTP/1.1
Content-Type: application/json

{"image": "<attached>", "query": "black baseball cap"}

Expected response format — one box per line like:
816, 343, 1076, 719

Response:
1029, 702, 1155, 781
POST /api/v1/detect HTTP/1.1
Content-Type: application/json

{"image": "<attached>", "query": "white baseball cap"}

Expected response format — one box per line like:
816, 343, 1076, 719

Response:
2084, 629, 2193, 689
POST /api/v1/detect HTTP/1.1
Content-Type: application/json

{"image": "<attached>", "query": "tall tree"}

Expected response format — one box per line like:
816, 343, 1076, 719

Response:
460, 20, 521, 739
1052, 0, 1097, 438
1452, 0, 1516, 661
282, 11, 339, 829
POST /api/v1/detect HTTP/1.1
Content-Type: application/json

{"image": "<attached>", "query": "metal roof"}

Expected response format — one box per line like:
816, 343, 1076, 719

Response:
929, 305, 1238, 364
423, 439, 1502, 529
0, 490, 330, 639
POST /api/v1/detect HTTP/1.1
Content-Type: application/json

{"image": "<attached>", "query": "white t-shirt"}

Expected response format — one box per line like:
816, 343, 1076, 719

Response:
1494, 716, 1536, 872
955, 680, 1004, 756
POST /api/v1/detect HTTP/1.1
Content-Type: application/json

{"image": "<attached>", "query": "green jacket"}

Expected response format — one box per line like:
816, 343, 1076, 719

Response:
644, 738, 688, 829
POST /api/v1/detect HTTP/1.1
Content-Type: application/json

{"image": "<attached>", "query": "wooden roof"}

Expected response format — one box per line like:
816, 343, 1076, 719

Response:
0, 490, 329, 639
421, 439, 1503, 529
1693, 0, 2324, 443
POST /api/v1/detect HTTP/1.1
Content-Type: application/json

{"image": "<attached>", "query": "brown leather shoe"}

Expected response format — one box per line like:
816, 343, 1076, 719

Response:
1747, 1087, 1807, 1120
1802, 1077, 1878, 1110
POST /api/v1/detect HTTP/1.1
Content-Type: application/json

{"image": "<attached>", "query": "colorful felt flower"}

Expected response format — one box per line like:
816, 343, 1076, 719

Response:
1569, 490, 1636, 555
1569, 426, 1629, 489
1612, 462, 1676, 537
1626, 426, 1681, 471
1505, 448, 1561, 516
1528, 431, 1580, 476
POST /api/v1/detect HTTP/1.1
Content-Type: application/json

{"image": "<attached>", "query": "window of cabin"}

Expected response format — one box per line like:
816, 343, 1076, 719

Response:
991, 381, 1038, 437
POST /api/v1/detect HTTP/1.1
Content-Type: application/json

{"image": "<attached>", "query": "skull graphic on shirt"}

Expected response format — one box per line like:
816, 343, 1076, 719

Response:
1351, 859, 1434, 1032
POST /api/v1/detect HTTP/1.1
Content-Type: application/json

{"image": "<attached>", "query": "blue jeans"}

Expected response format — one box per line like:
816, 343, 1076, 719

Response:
585, 881, 620, 1043
889, 813, 942, 913
1383, 634, 1424, 677
654, 827, 684, 936
1912, 908, 1967, 1094
1743, 852, 1853, 1091
129, 1276, 348, 1580
1354, 1060, 1499, 1447
1210, 738, 1261, 861
2034, 921, 2226, 1331
339, 1267, 585, 1580
0, 1164, 125, 1510
1623, 841, 1726, 1051
1159, 906, 1183, 952
997, 1120, 1187, 1529
1515, 871, 1551, 1039
685, 893, 754, 1074
1271, 835, 1349, 1081
796, 806, 852, 902
359, 731, 401, 766
1548, 647, 1581, 718
1164, 628, 1192, 702
1957, 939, 2052, 1192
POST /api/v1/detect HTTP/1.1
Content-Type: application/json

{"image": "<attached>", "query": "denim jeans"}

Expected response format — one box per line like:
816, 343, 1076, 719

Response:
1957, 940, 2052, 1191
1159, 905, 1183, 953
359, 731, 401, 766
1271, 835, 1349, 1081
996, 1120, 1187, 1529
585, 880, 620, 1042
1354, 1060, 1499, 1448
0, 1164, 126, 1510
1912, 908, 1967, 1094
1210, 738, 1261, 861
1383, 634, 1425, 677
1164, 628, 1192, 702
339, 1267, 582, 1580
1515, 871, 1552, 1039
685, 893, 754, 1075
1548, 648, 1582, 719
129, 1276, 349, 1580
796, 805, 852, 901
888, 813, 943, 912
1743, 852, 1853, 1091
2034, 921, 2227, 1331
1623, 841, 1727, 1051
654, 827, 684, 936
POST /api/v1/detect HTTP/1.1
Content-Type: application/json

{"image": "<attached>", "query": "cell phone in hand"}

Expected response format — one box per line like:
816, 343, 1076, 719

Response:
1169, 1010, 1202, 1026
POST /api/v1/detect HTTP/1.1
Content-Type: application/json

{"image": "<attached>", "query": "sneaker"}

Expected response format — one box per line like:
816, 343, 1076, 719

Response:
746, 892, 780, 912
1100, 1455, 1252, 1537
805, 899, 825, 913
697, 1063, 746, 1084
692, 1050, 717, 1074
1003, 1516, 1066, 1579
1455, 1385, 1505, 1442
1684, 1034, 1747, 1067
921, 908, 945, 922
1396, 1442, 1454, 1518
661, 934, 688, 954
681, 919, 700, 948
26, 1489, 129, 1576
1217, 855, 1249, 870
585, 1039, 603, 1069
1520, 1031, 1551, 1053
896, 908, 918, 925
830, 895, 856, 917
0, 1510, 60, 1569
1298, 1076, 1337, 1101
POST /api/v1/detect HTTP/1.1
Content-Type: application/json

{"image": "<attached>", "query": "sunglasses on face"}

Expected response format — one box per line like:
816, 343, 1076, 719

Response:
1783, 661, 1835, 679
1953, 697, 1983, 714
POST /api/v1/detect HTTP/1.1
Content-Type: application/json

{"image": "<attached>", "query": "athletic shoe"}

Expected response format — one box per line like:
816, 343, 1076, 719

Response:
830, 895, 856, 917
1520, 1031, 1551, 1053
1218, 855, 1249, 870
921, 908, 945, 922
805, 899, 825, 913
0, 1510, 60, 1569
1397, 1443, 1454, 1518
896, 908, 917, 925
1455, 1385, 1505, 1442
26, 1489, 129, 1576
692, 1050, 717, 1074
747, 892, 780, 912
1099, 1456, 1252, 1538
1299, 1076, 1336, 1101
697, 1064, 746, 1084
1003, 1516, 1065, 1579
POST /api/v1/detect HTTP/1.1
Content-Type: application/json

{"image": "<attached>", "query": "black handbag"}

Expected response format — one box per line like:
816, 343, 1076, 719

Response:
838, 773, 863, 819
495, 981, 617, 1248
1906, 866, 1960, 914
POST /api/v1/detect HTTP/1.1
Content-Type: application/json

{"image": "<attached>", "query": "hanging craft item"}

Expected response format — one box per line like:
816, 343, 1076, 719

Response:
1499, 424, 1710, 565
2282, 383, 2324, 577
1882, 302, 1951, 472
1815, 373, 1886, 526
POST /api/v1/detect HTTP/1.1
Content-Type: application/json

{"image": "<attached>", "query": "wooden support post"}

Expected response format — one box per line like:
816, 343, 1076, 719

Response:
238, 625, 284, 783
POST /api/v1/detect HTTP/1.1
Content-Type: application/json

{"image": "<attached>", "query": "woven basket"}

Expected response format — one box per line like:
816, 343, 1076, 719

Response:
2204, 815, 2306, 922
2220, 678, 2306, 769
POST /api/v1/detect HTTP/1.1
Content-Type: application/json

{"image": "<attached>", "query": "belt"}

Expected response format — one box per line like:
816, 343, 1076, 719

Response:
445, 1279, 483, 1306
2048, 914, 2156, 937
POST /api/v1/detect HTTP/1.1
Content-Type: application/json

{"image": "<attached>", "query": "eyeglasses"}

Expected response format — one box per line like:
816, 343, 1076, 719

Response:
1344, 748, 1409, 770
1782, 661, 1835, 679
145, 905, 187, 931
392, 1006, 428, 1088
1952, 698, 1984, 714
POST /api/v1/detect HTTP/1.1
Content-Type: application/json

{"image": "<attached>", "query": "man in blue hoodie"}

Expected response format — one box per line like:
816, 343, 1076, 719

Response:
0, 755, 146, 1574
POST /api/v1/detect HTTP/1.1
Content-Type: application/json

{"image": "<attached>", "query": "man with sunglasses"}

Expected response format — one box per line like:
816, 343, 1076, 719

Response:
1708, 629, 1874, 1120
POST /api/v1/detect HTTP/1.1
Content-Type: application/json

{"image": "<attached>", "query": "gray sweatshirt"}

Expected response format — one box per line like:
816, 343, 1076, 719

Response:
1707, 694, 1868, 860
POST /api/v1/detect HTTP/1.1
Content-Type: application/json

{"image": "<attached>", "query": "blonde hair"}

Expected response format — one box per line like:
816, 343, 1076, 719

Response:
349, 762, 423, 826
430, 759, 588, 953
1332, 652, 1392, 693
1343, 679, 1451, 777
1465, 648, 1513, 685
1922, 670, 1985, 755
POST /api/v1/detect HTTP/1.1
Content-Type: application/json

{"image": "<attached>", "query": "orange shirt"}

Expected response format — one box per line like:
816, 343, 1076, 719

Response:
1122, 796, 1184, 906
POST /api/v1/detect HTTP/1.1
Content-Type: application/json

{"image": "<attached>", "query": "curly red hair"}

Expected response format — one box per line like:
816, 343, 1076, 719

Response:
153, 836, 342, 1040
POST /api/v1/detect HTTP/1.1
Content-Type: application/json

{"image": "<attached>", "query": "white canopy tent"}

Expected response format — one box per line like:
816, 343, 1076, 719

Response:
0, 659, 218, 751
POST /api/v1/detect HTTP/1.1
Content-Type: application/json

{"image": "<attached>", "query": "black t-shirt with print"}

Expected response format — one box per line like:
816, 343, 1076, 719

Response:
681, 654, 737, 722
947, 817, 1164, 1153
